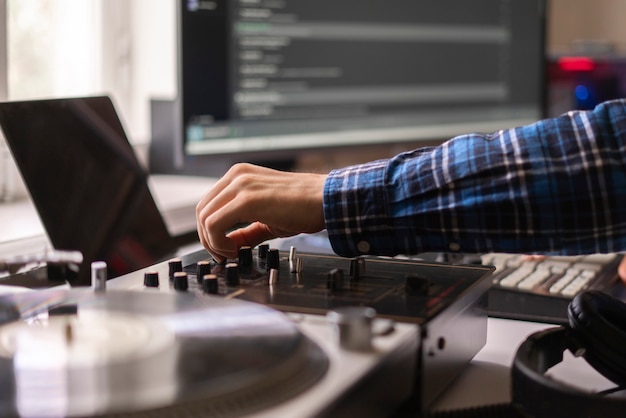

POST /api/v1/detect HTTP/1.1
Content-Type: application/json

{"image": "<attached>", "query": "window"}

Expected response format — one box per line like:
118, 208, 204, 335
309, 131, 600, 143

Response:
8, 0, 102, 100
0, 0, 177, 201
5, 0, 176, 144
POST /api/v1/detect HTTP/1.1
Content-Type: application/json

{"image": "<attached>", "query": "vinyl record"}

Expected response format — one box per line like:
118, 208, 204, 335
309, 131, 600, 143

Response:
0, 289, 328, 417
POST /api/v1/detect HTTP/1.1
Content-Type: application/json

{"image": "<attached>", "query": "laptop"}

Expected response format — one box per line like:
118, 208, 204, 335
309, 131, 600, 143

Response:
0, 96, 181, 285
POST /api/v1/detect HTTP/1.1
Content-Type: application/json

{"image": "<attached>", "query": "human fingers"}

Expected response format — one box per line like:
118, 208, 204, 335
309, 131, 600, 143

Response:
196, 164, 276, 259
196, 163, 326, 259
203, 185, 318, 259
227, 221, 293, 251
196, 217, 230, 262
195, 166, 249, 249
199, 186, 253, 260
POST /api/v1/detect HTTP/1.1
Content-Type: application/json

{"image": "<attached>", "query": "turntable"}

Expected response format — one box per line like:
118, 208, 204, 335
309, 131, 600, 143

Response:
0, 289, 418, 417
0, 245, 493, 417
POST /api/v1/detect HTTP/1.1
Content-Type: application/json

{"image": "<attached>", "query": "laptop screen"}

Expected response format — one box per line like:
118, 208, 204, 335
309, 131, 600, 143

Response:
0, 96, 178, 285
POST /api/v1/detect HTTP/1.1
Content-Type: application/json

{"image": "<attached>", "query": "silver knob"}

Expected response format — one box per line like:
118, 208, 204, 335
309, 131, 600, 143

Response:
327, 306, 376, 351
91, 261, 107, 292
269, 268, 279, 285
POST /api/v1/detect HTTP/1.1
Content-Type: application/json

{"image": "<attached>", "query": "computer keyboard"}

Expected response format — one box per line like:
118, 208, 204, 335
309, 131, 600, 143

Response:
482, 252, 624, 324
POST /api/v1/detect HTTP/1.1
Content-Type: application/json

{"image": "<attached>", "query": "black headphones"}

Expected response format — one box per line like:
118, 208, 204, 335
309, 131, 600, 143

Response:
512, 290, 626, 417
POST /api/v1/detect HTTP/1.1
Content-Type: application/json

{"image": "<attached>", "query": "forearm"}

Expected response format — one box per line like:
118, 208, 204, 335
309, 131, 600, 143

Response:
324, 99, 626, 257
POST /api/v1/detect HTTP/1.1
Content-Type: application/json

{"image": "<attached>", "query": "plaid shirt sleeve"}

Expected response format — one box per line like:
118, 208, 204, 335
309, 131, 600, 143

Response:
323, 99, 626, 257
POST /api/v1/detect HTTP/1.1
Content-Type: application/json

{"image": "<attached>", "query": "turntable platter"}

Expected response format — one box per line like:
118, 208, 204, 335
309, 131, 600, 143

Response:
0, 289, 328, 417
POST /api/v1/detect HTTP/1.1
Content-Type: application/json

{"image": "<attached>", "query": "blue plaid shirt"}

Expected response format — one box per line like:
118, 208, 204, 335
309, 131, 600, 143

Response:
323, 99, 626, 257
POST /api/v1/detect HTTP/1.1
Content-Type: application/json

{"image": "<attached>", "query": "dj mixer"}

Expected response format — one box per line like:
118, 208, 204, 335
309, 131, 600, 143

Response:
1, 245, 494, 417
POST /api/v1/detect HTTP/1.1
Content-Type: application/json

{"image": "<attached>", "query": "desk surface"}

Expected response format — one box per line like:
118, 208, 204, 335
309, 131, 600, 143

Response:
431, 317, 615, 413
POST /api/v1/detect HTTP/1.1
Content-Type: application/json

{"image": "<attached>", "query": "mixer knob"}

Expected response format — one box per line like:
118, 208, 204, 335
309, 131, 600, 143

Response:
202, 274, 219, 294
196, 260, 211, 284
268, 268, 279, 285
327, 268, 345, 291
168, 258, 183, 280
350, 257, 366, 280
288, 246, 297, 261
225, 263, 240, 287
405, 274, 431, 296
48, 304, 78, 316
173, 271, 189, 291
288, 246, 297, 272
257, 243, 269, 259
91, 261, 107, 292
238, 246, 253, 267
266, 249, 280, 271
143, 271, 159, 288
327, 306, 376, 351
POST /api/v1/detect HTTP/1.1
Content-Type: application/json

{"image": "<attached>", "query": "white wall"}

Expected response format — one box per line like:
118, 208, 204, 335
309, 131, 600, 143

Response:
548, 0, 626, 54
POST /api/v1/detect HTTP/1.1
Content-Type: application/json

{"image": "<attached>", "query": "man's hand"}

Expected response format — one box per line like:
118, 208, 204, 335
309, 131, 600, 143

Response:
196, 163, 327, 262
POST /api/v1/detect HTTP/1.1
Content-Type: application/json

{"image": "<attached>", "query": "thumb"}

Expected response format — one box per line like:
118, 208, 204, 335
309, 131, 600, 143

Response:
227, 222, 286, 250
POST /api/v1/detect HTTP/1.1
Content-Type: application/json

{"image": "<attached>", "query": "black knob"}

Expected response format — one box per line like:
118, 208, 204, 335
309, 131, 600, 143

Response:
238, 246, 253, 267
173, 271, 189, 291
48, 304, 78, 317
257, 243, 270, 259
405, 274, 430, 296
144, 271, 159, 287
196, 261, 211, 284
350, 257, 366, 280
203, 274, 219, 294
168, 258, 183, 280
327, 268, 345, 291
266, 249, 280, 271
225, 263, 240, 287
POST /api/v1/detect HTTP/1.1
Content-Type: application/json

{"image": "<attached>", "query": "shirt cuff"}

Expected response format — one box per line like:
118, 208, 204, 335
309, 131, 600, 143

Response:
322, 159, 397, 257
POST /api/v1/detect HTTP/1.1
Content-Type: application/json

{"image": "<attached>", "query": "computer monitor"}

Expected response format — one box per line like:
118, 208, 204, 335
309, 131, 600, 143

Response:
152, 0, 546, 176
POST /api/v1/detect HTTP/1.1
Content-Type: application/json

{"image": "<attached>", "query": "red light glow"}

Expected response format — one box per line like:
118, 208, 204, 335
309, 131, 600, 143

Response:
558, 57, 596, 72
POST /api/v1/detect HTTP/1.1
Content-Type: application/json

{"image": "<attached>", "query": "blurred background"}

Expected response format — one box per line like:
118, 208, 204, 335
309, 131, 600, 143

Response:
1, 0, 625, 200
